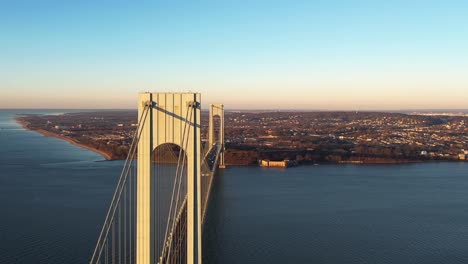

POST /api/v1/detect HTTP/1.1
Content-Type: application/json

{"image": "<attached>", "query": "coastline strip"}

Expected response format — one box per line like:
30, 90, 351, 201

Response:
15, 118, 113, 160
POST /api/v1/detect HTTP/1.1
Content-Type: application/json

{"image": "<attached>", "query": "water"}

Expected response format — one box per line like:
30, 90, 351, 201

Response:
1, 110, 468, 263
0, 110, 124, 264
203, 164, 468, 264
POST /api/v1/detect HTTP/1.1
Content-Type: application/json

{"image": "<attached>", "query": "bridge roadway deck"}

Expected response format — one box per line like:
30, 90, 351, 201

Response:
160, 143, 222, 263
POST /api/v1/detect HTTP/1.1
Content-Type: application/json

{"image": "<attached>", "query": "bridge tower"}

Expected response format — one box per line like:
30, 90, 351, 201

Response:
90, 92, 223, 264
137, 92, 202, 264
208, 104, 225, 168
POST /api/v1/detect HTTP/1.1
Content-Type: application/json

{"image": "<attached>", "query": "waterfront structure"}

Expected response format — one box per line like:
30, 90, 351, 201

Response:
90, 92, 225, 264
259, 159, 297, 168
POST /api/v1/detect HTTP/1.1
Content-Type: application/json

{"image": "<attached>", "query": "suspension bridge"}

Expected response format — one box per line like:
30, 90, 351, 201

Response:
90, 92, 225, 264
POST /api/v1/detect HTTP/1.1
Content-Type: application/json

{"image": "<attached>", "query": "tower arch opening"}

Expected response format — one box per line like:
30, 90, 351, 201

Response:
151, 143, 188, 263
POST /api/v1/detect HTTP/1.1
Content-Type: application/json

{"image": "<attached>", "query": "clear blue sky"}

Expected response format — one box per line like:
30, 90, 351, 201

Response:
1, 0, 467, 110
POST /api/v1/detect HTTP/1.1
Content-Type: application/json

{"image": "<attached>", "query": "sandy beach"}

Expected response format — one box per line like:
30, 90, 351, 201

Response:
15, 117, 113, 160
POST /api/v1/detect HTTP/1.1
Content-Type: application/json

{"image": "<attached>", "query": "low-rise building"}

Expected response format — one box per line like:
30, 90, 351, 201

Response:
259, 159, 298, 168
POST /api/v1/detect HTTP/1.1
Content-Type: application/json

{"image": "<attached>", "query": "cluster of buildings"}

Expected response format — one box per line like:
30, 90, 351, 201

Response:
223, 111, 468, 162
22, 110, 468, 163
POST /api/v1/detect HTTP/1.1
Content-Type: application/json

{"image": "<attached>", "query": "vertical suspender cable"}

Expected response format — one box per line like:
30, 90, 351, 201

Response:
124, 182, 127, 264
118, 202, 121, 264
129, 160, 132, 264
105, 239, 108, 264
132, 159, 136, 264
91, 106, 150, 263
112, 221, 115, 264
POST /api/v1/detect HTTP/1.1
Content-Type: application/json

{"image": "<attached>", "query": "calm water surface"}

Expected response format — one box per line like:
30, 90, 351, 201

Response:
1, 110, 468, 264
204, 163, 468, 264
0, 110, 123, 264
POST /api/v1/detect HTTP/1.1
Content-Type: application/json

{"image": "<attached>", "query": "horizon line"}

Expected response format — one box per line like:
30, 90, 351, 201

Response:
2, 108, 468, 113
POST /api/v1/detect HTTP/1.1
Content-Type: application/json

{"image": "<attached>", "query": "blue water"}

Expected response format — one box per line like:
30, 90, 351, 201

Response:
0, 110, 123, 264
203, 162, 468, 264
1, 110, 468, 264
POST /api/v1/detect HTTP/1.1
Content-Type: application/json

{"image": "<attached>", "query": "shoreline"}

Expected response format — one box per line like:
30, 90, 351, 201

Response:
14, 116, 465, 165
15, 117, 113, 160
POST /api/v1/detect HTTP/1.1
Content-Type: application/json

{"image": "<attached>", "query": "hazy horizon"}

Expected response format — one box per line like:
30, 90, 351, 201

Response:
1, 1, 468, 109
2, 107, 468, 113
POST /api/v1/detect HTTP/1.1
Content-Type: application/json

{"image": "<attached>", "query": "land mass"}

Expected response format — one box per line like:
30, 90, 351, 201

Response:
16, 117, 113, 160
16, 110, 468, 165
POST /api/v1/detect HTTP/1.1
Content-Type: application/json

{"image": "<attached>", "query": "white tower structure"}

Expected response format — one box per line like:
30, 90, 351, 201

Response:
208, 104, 225, 168
137, 92, 202, 264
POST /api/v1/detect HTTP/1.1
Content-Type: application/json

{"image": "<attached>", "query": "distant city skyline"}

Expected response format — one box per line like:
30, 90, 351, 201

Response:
1, 1, 468, 110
